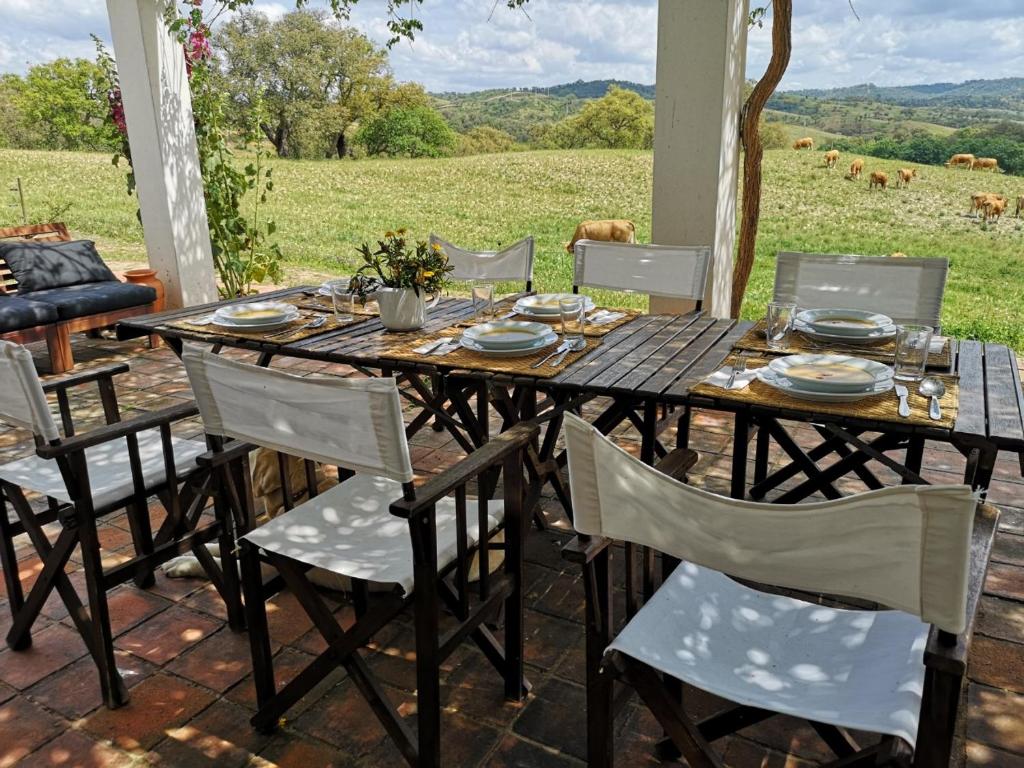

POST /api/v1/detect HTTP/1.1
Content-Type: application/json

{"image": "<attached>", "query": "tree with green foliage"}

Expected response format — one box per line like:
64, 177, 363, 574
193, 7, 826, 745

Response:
456, 126, 519, 156
541, 85, 654, 150
356, 104, 456, 158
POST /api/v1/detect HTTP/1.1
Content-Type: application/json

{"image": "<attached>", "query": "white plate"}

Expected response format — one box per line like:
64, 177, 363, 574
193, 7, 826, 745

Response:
460, 333, 558, 357
756, 367, 894, 403
796, 308, 894, 337
767, 354, 893, 394
515, 294, 595, 316
794, 320, 897, 343
463, 320, 553, 349
318, 278, 357, 297
212, 309, 299, 331
214, 301, 296, 326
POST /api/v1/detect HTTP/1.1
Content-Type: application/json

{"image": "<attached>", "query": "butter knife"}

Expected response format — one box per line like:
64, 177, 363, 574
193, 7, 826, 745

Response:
894, 384, 911, 418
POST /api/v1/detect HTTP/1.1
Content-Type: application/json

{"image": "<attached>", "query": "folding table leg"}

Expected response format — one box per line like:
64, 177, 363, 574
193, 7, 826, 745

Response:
0, 493, 24, 616
731, 413, 751, 500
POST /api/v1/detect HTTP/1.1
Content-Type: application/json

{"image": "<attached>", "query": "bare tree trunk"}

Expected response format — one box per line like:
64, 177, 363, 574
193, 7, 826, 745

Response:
731, 0, 793, 318
260, 121, 290, 158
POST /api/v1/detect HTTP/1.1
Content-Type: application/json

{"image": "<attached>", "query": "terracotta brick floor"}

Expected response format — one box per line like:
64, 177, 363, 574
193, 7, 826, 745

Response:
0, 333, 1021, 768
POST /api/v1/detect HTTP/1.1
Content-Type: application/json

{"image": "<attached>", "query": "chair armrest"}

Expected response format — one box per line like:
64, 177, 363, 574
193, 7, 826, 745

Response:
561, 534, 613, 565
655, 447, 699, 481
36, 401, 199, 458
925, 502, 1000, 675
41, 362, 130, 393
195, 439, 258, 469
389, 422, 539, 519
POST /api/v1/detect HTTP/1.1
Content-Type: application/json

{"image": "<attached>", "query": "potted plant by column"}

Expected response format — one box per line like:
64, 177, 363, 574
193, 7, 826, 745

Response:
354, 229, 453, 331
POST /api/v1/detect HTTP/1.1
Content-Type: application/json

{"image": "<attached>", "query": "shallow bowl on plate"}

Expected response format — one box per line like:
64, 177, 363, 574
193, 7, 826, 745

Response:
463, 320, 553, 349
460, 332, 558, 357
796, 308, 894, 337
756, 367, 894, 403
214, 302, 297, 326
793, 320, 896, 344
515, 293, 594, 316
767, 354, 893, 393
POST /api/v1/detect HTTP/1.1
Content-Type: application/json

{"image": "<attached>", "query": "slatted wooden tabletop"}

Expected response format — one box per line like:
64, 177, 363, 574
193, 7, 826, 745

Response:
119, 287, 1024, 455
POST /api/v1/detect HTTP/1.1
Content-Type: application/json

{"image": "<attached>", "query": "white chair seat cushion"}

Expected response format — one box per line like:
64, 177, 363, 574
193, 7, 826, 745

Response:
242, 474, 504, 594
0, 430, 206, 511
608, 561, 929, 746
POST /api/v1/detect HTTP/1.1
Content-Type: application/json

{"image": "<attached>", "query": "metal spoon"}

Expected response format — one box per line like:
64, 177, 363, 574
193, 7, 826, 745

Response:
919, 377, 945, 420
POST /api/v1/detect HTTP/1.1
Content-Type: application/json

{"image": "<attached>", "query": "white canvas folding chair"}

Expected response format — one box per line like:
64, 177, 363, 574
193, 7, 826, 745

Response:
428, 233, 534, 291
0, 341, 241, 709
752, 252, 951, 502
181, 346, 536, 768
561, 412, 998, 768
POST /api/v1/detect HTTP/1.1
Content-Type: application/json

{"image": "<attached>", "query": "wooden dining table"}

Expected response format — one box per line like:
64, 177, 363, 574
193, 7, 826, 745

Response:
117, 286, 1024, 507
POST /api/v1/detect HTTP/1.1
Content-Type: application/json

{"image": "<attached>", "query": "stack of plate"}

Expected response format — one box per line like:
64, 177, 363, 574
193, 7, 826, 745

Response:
756, 354, 894, 402
212, 301, 299, 331
514, 293, 594, 319
460, 320, 558, 357
794, 308, 897, 344
318, 279, 352, 297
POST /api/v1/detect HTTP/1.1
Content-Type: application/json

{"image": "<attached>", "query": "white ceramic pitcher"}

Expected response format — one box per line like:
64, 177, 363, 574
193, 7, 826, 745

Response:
375, 287, 441, 331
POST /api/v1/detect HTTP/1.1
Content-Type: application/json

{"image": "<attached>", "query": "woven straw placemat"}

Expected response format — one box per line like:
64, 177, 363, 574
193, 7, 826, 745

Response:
379, 328, 597, 379
164, 308, 366, 344
503, 308, 641, 337
690, 355, 960, 429
735, 319, 952, 369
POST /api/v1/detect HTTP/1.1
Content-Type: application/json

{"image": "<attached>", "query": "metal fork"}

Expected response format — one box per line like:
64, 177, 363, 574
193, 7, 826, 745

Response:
725, 355, 747, 390
532, 341, 570, 368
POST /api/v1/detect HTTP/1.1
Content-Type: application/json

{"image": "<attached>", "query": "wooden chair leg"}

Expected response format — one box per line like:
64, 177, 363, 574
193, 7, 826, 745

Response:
46, 324, 73, 375
240, 540, 276, 721
124, 500, 156, 589
0, 493, 25, 618
503, 451, 527, 701
912, 666, 963, 768
411, 511, 442, 768
585, 549, 615, 768
148, 333, 163, 349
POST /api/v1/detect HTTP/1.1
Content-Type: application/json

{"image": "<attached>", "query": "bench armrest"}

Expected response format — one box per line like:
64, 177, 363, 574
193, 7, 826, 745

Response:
41, 362, 130, 393
925, 502, 1000, 675
36, 401, 199, 459
195, 439, 258, 469
389, 422, 538, 519
562, 534, 614, 565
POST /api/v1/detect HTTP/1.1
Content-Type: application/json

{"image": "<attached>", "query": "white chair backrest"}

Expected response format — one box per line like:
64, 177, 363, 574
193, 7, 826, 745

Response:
774, 252, 949, 328
564, 413, 976, 634
0, 341, 59, 442
572, 240, 711, 302
429, 234, 534, 286
182, 345, 414, 483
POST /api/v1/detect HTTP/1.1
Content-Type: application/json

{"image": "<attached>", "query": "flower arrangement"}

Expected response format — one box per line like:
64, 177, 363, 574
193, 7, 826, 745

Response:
354, 229, 453, 298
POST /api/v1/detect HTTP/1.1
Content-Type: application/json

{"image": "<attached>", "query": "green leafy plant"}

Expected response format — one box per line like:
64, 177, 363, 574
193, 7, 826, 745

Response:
354, 229, 453, 297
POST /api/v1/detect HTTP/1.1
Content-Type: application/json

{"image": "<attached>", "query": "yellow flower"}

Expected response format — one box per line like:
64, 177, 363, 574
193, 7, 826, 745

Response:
431, 243, 442, 252
397, 227, 407, 235
385, 230, 395, 239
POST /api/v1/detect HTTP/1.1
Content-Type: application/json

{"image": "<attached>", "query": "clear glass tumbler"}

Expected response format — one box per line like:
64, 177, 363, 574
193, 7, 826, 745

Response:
894, 324, 933, 381
766, 301, 797, 350
559, 296, 586, 350
331, 279, 355, 323
472, 282, 494, 321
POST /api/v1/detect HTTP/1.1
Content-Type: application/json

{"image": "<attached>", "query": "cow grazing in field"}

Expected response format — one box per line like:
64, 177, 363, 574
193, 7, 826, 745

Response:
869, 171, 888, 190
849, 158, 864, 179
1016, 195, 1024, 218
945, 153, 975, 169
824, 149, 840, 169
983, 197, 1007, 223
969, 192, 1006, 217
792, 137, 814, 150
896, 168, 917, 188
566, 219, 637, 253
971, 157, 1001, 172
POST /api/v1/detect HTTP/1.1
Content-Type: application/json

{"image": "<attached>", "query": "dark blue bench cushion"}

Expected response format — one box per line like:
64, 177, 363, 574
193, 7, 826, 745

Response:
25, 281, 156, 321
0, 240, 118, 293
0, 295, 60, 333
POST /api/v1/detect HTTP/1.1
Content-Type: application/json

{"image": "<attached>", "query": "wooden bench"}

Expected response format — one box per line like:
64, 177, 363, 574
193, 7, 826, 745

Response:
0, 223, 159, 373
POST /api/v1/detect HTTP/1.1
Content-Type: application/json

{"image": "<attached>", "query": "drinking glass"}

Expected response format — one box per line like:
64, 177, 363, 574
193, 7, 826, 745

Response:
765, 301, 797, 350
330, 279, 355, 323
472, 282, 494, 321
559, 296, 586, 349
894, 324, 933, 381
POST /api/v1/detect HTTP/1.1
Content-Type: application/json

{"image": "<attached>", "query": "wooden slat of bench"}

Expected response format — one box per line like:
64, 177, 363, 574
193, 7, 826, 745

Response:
983, 343, 1024, 447
955, 340, 987, 441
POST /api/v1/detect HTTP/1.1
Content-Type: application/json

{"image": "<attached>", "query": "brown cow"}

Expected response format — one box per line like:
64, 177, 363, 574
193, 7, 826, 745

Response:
849, 158, 864, 179
1016, 195, 1024, 218
945, 153, 975, 169
971, 157, 1000, 172
823, 149, 840, 169
792, 137, 814, 150
969, 192, 1006, 217
868, 171, 888, 190
895, 168, 917, 188
983, 197, 1007, 223
566, 219, 637, 253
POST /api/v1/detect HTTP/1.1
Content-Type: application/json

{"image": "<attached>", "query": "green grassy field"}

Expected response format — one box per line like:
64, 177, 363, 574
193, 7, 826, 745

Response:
3, 146, 1024, 347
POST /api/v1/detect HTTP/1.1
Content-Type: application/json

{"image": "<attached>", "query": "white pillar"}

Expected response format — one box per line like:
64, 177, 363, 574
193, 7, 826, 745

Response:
650, 0, 748, 317
107, 0, 216, 308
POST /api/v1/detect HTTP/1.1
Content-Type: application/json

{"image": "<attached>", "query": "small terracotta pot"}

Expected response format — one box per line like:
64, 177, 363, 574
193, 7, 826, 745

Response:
123, 268, 166, 313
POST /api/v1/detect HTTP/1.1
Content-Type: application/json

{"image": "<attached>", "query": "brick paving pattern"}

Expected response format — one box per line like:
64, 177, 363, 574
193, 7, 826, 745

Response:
0, 333, 1021, 767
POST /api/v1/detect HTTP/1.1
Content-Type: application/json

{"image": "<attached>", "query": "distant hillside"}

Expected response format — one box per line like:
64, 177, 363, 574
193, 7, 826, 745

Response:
528, 79, 655, 100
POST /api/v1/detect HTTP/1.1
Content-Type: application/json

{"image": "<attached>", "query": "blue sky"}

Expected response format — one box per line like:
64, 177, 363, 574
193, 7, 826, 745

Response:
1, 0, 1023, 92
